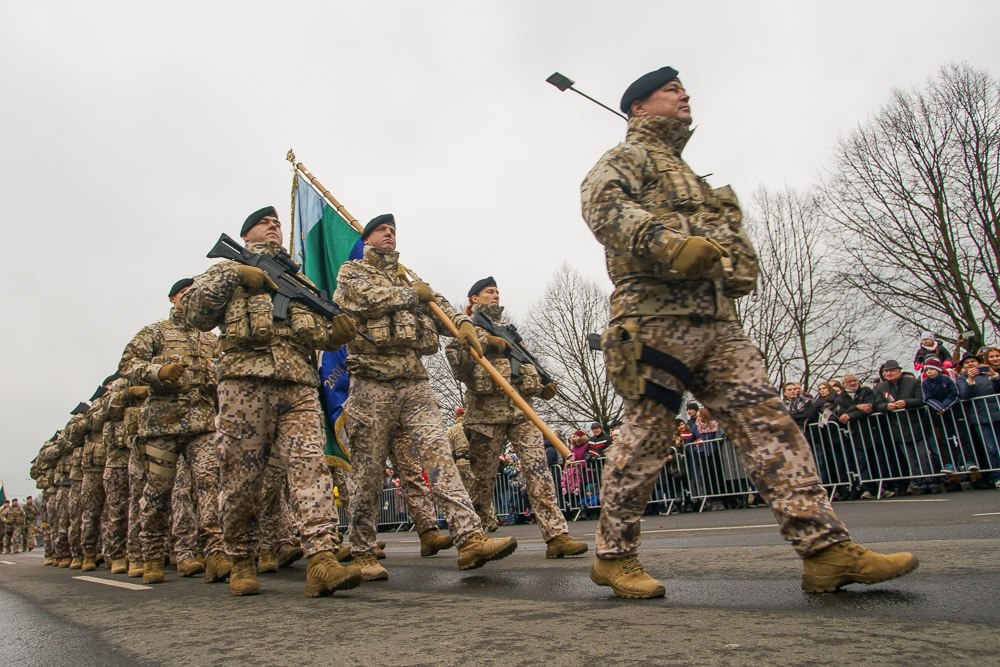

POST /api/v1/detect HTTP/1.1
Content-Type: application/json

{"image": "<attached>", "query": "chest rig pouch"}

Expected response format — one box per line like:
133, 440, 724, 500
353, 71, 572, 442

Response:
413, 310, 440, 356
600, 318, 692, 415
712, 186, 759, 298
474, 357, 511, 394
290, 304, 327, 348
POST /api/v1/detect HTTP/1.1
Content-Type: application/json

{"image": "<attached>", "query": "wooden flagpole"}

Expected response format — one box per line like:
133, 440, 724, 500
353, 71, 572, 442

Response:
286, 152, 572, 458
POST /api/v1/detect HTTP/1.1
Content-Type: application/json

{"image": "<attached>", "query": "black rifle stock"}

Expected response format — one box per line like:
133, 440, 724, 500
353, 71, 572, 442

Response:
207, 233, 373, 343
471, 310, 556, 387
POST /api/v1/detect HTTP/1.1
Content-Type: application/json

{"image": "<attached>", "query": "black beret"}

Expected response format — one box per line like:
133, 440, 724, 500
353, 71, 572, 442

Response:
102, 373, 121, 386
362, 214, 395, 240
240, 206, 278, 237
90, 386, 108, 401
467, 276, 497, 298
168, 278, 194, 298
72, 402, 90, 415
620, 66, 679, 114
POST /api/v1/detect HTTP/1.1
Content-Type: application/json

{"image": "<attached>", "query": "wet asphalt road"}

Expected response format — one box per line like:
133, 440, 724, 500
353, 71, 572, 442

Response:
1, 490, 997, 666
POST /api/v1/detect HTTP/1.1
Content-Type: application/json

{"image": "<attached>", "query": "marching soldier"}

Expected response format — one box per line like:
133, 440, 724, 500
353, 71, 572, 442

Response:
182, 207, 361, 597
22, 496, 39, 552
447, 276, 587, 559
333, 213, 517, 581
80, 381, 113, 572
580, 66, 918, 597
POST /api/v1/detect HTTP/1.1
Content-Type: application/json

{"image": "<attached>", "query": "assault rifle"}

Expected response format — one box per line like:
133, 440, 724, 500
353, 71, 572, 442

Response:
471, 310, 555, 387
207, 233, 373, 343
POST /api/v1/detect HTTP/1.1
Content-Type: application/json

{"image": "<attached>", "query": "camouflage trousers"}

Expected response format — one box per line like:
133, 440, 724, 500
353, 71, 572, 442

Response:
53, 486, 71, 559
127, 442, 146, 562
68, 479, 83, 558
597, 316, 849, 559
141, 431, 222, 561
345, 377, 481, 555
259, 462, 298, 553
215, 378, 340, 559
329, 465, 351, 519
170, 455, 199, 561
389, 432, 442, 534
467, 422, 569, 542
101, 466, 129, 559
3, 525, 23, 552
43, 495, 55, 557
24, 521, 37, 551
80, 467, 106, 557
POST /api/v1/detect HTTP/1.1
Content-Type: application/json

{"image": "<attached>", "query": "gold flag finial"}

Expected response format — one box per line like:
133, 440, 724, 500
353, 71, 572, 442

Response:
286, 148, 296, 164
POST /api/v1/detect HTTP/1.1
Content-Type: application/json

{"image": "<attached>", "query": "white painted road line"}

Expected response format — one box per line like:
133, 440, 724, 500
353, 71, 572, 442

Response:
583, 524, 774, 537
973, 512, 1000, 516
0, 560, 16, 565
879, 498, 950, 503
73, 576, 152, 591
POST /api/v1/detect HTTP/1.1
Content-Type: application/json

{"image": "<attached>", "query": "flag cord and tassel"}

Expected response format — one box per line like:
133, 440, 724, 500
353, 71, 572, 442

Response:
284, 152, 571, 459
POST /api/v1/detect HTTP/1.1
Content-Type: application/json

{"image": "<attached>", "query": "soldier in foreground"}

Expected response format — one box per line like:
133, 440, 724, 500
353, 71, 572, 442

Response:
120, 278, 228, 584
182, 206, 361, 597
333, 214, 517, 581
580, 66, 918, 598
447, 276, 587, 559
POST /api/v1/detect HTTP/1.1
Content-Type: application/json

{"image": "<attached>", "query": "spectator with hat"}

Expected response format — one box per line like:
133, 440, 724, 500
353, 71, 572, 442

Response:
875, 359, 939, 494
957, 352, 1000, 488
913, 332, 953, 372
587, 422, 612, 458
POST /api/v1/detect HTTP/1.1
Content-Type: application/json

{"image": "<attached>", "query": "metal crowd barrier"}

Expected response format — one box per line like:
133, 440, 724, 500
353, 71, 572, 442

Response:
366, 393, 1000, 527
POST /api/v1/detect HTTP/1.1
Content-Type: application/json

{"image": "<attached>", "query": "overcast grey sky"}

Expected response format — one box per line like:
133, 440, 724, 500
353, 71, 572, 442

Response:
1, 1, 997, 497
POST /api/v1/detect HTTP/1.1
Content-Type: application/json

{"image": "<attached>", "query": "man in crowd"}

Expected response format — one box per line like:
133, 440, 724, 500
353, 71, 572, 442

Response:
835, 373, 879, 499
874, 359, 937, 493
588, 422, 612, 458
580, 65, 918, 598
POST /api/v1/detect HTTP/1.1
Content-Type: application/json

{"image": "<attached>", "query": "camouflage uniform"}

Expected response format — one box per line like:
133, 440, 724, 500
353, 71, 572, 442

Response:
68, 425, 86, 560
170, 455, 199, 562
389, 432, 441, 533
52, 426, 77, 561
2, 503, 24, 553
22, 499, 39, 551
120, 307, 224, 562
80, 397, 109, 559
446, 304, 570, 541
333, 245, 482, 555
182, 241, 345, 560
582, 114, 849, 559
258, 460, 297, 555
124, 399, 146, 565
101, 379, 132, 560
447, 420, 498, 529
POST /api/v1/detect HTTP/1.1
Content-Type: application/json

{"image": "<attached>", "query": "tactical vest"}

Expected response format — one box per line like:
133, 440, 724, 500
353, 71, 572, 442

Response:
150, 313, 218, 395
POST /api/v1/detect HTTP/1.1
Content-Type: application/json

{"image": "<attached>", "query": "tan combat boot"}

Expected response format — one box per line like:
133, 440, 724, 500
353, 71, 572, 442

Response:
69, 557, 83, 570
177, 557, 205, 577
229, 558, 260, 596
546, 534, 589, 559
57, 557, 72, 568
276, 544, 304, 568
801, 541, 918, 593
457, 533, 518, 571
590, 555, 666, 599
81, 555, 97, 572
419, 529, 454, 557
305, 550, 363, 597
110, 558, 128, 575
257, 550, 278, 573
375, 539, 387, 560
353, 553, 388, 581
44, 556, 54, 566
334, 544, 352, 562
143, 557, 165, 584
127, 561, 145, 578
204, 552, 232, 583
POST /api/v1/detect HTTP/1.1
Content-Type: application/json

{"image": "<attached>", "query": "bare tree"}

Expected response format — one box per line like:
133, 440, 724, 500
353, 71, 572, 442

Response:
424, 344, 465, 427
823, 62, 1000, 348
737, 187, 885, 389
520, 264, 622, 430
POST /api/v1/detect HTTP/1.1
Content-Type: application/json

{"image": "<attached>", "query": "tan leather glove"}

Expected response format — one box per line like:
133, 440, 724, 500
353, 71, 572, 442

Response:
236, 266, 278, 292
128, 386, 149, 400
538, 382, 558, 401
457, 321, 484, 357
157, 363, 186, 383
412, 282, 435, 303
328, 314, 357, 347
668, 237, 729, 280
485, 334, 511, 352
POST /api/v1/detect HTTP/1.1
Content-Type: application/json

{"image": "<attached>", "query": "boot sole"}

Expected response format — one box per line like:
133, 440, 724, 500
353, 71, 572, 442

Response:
546, 544, 589, 559
143, 577, 165, 584
205, 571, 231, 583
258, 565, 278, 574
360, 569, 389, 581
802, 559, 919, 593
305, 569, 364, 597
230, 585, 261, 596
458, 539, 518, 571
589, 568, 666, 599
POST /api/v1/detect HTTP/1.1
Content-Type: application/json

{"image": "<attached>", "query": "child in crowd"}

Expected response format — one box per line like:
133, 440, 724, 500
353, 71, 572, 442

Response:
913, 331, 953, 372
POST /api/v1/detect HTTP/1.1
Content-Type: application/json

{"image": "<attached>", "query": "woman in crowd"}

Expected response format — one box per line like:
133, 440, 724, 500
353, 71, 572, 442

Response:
808, 382, 847, 494
957, 353, 1000, 488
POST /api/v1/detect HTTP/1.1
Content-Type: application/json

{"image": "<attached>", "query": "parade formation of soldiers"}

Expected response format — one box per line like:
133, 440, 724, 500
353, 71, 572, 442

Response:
24, 66, 919, 600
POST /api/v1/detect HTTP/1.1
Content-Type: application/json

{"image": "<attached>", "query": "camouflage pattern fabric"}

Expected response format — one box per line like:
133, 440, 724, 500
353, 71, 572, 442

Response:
169, 454, 199, 562
446, 421, 478, 493
258, 462, 289, 554
101, 466, 129, 559
2, 504, 24, 552
594, 316, 849, 558
126, 438, 146, 564
68, 477, 83, 558
79, 467, 105, 557
22, 501, 38, 550
53, 485, 71, 559
389, 432, 439, 534
215, 378, 341, 559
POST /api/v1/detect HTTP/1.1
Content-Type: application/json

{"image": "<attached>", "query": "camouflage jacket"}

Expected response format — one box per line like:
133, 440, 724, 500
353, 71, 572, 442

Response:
446, 421, 470, 461
121, 307, 218, 437
81, 397, 108, 471
22, 502, 38, 523
183, 241, 344, 386
3, 504, 25, 525
445, 304, 541, 426
581, 115, 759, 322
102, 377, 132, 467
334, 246, 470, 382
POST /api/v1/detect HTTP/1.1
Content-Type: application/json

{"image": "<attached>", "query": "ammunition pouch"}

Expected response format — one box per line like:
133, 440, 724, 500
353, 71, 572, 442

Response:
600, 318, 691, 414
366, 315, 391, 345
474, 357, 511, 394
713, 186, 758, 298
517, 363, 543, 396
413, 310, 440, 356
223, 290, 251, 348
391, 310, 418, 345
248, 293, 275, 343
291, 308, 327, 348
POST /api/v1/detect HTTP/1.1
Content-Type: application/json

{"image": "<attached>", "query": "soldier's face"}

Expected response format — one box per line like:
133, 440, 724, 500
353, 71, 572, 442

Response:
366, 224, 396, 250
473, 286, 500, 305
243, 216, 283, 245
169, 286, 189, 308
631, 80, 691, 124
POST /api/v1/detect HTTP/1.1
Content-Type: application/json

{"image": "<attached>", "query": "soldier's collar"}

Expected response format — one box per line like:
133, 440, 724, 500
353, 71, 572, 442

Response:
245, 241, 284, 257
169, 307, 186, 324
626, 115, 694, 154
363, 245, 400, 270
472, 303, 504, 321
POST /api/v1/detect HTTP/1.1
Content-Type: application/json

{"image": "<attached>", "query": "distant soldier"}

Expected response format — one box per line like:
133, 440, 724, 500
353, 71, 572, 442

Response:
101, 376, 134, 574
22, 496, 39, 551
80, 380, 113, 572
120, 278, 228, 585
3, 498, 25, 553
67, 406, 88, 569
333, 213, 517, 581
182, 207, 361, 597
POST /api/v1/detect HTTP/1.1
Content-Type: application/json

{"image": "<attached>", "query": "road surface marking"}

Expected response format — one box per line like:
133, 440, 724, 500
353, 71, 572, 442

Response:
973, 512, 1000, 516
878, 498, 950, 502
583, 524, 774, 537
0, 560, 15, 565
73, 576, 151, 590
